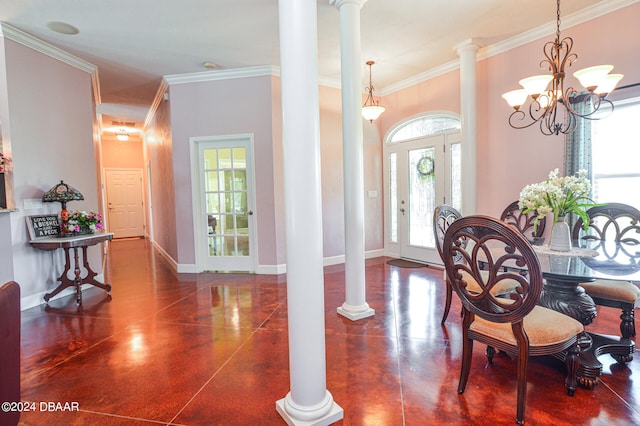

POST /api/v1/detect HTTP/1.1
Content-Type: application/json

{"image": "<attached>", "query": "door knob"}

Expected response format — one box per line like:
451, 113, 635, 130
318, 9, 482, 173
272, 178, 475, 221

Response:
247, 210, 254, 215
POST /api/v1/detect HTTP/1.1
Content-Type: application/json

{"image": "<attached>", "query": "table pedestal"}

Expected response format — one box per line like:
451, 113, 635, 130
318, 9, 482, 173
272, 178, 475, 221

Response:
30, 233, 113, 307
43, 245, 112, 306
541, 274, 636, 388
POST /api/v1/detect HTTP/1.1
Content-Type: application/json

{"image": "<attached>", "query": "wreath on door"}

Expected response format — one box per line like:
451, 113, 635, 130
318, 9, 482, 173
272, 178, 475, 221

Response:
416, 156, 435, 181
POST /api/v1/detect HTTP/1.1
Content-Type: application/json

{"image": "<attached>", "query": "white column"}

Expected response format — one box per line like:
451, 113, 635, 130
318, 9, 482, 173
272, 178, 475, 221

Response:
455, 40, 479, 216
275, 0, 343, 425
331, 0, 375, 322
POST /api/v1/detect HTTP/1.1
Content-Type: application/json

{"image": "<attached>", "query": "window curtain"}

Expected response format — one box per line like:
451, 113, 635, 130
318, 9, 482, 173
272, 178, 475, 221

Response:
564, 94, 593, 229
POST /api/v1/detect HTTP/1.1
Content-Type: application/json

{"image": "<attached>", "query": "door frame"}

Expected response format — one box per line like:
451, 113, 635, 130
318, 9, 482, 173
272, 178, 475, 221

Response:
103, 167, 145, 238
383, 130, 461, 265
189, 133, 258, 272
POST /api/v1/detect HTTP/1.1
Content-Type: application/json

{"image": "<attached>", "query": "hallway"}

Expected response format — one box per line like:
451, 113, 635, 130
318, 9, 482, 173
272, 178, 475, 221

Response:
17, 238, 640, 425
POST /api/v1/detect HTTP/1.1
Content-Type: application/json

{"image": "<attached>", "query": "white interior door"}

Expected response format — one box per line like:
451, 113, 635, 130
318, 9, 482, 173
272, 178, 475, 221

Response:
104, 169, 145, 238
384, 131, 461, 264
193, 136, 256, 272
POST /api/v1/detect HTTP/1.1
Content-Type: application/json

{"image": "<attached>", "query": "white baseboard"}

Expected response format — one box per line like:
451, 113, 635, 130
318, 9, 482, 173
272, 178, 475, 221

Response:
20, 274, 106, 311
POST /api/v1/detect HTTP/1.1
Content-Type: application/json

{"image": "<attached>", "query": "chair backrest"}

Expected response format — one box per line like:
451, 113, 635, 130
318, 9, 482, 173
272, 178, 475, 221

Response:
433, 204, 462, 261
442, 215, 542, 323
0, 281, 20, 426
572, 203, 640, 244
500, 200, 546, 239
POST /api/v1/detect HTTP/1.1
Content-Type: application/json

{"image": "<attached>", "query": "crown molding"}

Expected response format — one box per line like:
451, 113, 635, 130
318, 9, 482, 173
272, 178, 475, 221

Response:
0, 21, 101, 105
0, 22, 96, 73
164, 65, 279, 85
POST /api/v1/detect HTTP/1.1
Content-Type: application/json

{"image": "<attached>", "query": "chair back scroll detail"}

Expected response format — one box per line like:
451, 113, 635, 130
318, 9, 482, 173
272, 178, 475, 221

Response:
572, 203, 640, 245
443, 215, 542, 324
500, 200, 546, 239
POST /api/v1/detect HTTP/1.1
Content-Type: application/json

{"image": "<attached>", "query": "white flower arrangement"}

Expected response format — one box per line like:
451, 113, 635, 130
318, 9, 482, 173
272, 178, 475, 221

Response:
518, 168, 598, 232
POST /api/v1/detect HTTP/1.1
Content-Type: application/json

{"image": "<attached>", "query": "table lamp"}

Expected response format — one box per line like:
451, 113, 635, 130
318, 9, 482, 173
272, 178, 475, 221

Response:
42, 180, 84, 234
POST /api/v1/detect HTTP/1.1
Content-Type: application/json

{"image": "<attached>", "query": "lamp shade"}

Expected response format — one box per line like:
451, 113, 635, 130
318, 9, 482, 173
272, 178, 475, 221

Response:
519, 75, 553, 97
595, 73, 624, 95
362, 105, 385, 122
502, 89, 528, 109
573, 65, 614, 91
42, 180, 84, 208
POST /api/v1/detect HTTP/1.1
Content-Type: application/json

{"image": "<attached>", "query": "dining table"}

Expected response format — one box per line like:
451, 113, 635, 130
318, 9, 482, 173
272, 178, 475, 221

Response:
533, 239, 640, 388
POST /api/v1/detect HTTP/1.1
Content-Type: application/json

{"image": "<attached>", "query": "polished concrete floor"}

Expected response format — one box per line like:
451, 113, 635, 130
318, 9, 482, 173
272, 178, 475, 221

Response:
17, 238, 640, 425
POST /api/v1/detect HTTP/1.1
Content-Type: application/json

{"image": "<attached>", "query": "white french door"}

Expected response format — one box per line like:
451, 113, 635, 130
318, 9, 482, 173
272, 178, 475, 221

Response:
384, 131, 461, 264
192, 135, 256, 272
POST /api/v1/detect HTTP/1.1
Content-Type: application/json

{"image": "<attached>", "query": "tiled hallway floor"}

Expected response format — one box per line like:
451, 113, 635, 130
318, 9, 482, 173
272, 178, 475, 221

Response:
16, 238, 640, 425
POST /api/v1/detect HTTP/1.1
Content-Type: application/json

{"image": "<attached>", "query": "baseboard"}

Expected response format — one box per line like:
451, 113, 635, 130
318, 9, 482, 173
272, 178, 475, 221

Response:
20, 274, 106, 311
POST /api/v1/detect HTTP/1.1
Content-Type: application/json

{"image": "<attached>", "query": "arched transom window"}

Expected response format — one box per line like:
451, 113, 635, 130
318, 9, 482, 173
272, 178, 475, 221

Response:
386, 112, 461, 144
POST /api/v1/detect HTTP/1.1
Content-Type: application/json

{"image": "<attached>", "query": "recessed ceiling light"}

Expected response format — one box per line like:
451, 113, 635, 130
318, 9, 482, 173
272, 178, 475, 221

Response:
203, 61, 218, 70
46, 21, 79, 35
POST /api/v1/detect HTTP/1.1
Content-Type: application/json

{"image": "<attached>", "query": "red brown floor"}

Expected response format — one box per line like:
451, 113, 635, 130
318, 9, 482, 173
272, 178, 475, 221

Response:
16, 238, 640, 425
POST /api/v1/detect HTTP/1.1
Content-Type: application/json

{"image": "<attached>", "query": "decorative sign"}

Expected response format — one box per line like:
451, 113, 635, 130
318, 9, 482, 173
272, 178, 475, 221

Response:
26, 214, 60, 239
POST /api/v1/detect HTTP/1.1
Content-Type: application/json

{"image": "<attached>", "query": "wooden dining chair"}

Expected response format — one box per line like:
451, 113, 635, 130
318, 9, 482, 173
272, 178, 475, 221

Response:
442, 216, 583, 425
500, 200, 547, 241
433, 205, 463, 324
572, 203, 640, 342
434, 205, 520, 324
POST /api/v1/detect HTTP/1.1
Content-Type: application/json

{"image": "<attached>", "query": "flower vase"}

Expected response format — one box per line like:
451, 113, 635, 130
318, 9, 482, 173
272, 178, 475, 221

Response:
550, 216, 572, 252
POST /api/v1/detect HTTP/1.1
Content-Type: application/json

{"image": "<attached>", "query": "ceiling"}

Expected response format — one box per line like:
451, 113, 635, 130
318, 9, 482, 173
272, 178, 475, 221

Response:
0, 0, 628, 132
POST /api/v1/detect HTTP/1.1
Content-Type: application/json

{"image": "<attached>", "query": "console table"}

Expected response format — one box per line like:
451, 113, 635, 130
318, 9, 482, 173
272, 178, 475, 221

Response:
29, 232, 113, 306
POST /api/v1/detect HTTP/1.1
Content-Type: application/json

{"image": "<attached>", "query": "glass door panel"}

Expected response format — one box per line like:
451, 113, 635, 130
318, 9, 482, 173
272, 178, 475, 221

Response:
197, 137, 255, 272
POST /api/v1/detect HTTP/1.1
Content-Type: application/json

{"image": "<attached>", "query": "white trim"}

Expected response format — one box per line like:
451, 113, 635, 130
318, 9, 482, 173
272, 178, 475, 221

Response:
0, 22, 101, 105
384, 111, 461, 144
0, 22, 96, 73
164, 65, 279, 85
20, 275, 106, 311
190, 134, 258, 273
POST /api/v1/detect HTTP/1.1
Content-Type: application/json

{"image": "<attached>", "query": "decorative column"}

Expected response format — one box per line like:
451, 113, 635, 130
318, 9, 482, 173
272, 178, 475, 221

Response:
455, 40, 479, 215
330, 0, 375, 321
275, 0, 343, 424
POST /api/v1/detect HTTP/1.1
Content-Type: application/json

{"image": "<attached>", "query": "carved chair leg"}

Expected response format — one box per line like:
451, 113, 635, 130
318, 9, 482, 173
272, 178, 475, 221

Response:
515, 346, 528, 425
441, 279, 452, 325
620, 308, 635, 339
564, 342, 580, 396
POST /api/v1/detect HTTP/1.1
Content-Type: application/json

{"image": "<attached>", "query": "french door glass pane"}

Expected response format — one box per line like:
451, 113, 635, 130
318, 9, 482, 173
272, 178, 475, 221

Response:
204, 146, 249, 258
409, 147, 435, 248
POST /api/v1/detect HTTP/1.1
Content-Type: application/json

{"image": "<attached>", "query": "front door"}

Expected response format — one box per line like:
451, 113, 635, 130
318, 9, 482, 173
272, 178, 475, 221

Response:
193, 135, 256, 272
384, 131, 461, 264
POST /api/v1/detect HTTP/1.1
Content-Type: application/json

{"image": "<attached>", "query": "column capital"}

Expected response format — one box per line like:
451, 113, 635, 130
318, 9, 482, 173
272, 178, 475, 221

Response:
454, 38, 481, 56
329, 0, 368, 10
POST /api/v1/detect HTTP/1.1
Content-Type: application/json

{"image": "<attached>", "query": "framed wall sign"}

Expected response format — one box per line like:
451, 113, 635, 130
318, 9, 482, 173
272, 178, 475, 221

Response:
26, 214, 60, 239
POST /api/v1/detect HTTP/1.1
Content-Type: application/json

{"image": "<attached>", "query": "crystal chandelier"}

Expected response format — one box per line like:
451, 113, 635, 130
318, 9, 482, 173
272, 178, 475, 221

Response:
362, 61, 385, 122
502, 0, 623, 136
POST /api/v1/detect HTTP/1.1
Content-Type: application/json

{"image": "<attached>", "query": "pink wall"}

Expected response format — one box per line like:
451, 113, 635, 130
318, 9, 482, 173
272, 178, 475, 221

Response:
102, 135, 144, 169
145, 96, 177, 260
0, 38, 99, 302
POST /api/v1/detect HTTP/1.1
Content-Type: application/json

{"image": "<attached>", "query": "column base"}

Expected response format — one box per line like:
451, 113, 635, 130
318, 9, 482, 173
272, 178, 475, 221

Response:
276, 391, 344, 426
337, 302, 375, 321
